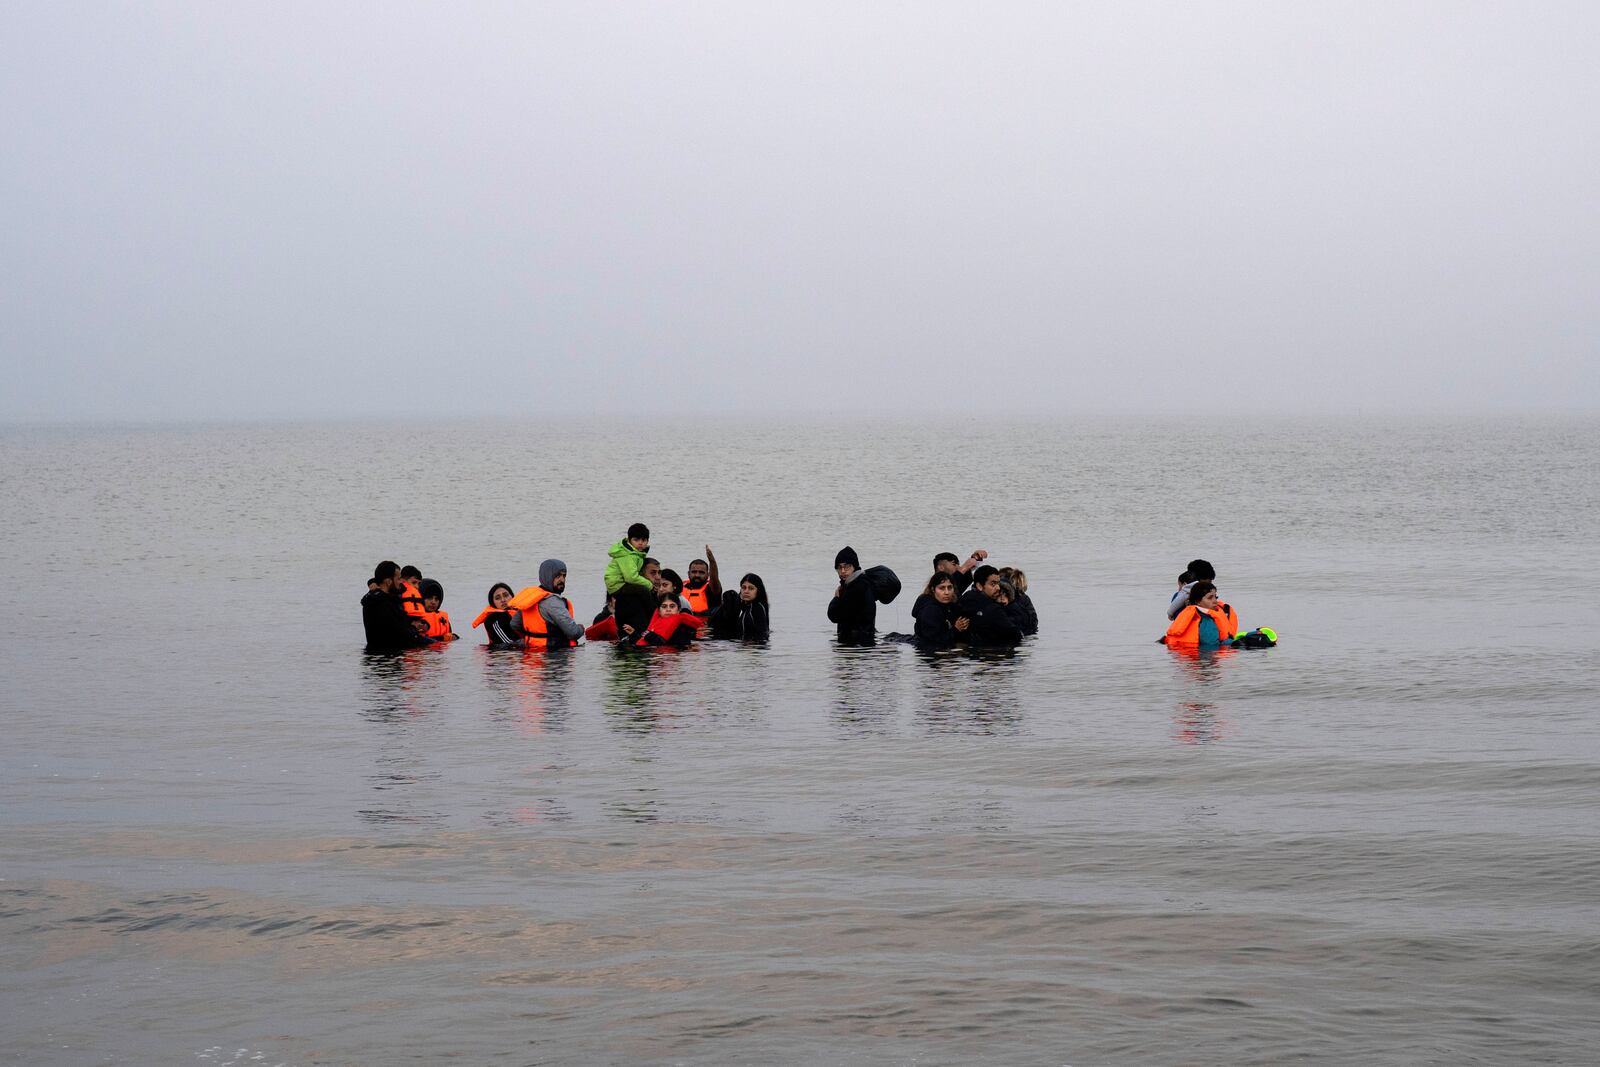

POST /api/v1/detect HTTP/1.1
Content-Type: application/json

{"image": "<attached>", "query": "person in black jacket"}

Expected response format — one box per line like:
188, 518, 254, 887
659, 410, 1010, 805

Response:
998, 567, 1038, 635
710, 573, 770, 641
909, 573, 971, 649
362, 560, 431, 651
827, 546, 877, 646
955, 565, 1023, 648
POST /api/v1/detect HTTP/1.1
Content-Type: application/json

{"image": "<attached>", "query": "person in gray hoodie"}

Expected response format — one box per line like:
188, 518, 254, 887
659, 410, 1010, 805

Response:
536, 559, 587, 646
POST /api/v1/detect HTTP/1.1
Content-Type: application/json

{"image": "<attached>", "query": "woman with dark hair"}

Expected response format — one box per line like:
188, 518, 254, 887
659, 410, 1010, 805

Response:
909, 572, 968, 649
709, 573, 770, 640
1162, 580, 1239, 649
470, 582, 524, 646
656, 568, 688, 609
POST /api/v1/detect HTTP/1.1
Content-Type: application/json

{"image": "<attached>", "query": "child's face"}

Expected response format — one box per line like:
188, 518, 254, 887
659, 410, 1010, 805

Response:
411, 618, 429, 635
658, 600, 679, 617
424, 595, 442, 612
491, 588, 513, 610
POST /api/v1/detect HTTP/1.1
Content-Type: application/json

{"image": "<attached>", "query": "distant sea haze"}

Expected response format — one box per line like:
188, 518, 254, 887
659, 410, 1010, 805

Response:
1, 416, 1596, 1063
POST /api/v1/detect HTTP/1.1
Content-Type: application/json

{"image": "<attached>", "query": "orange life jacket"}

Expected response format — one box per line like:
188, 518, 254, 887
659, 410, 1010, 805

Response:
1163, 603, 1240, 648
400, 579, 427, 618
681, 582, 713, 615
507, 586, 577, 648
422, 610, 455, 640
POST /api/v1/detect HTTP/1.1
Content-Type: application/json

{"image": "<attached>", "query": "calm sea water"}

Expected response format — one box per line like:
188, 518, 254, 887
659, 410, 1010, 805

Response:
2, 416, 1596, 1065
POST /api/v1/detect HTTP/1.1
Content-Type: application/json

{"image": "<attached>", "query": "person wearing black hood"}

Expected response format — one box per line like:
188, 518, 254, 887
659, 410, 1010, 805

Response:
955, 565, 1024, 647
710, 573, 770, 640
827, 546, 877, 646
507, 559, 585, 648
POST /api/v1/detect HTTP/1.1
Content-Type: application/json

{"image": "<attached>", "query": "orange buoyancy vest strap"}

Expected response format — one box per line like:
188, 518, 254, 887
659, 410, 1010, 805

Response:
508, 586, 576, 647
1164, 603, 1240, 647
400, 579, 427, 617
681, 583, 712, 614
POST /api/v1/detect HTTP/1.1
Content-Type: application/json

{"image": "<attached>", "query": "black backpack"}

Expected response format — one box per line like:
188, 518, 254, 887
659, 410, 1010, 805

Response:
863, 565, 901, 605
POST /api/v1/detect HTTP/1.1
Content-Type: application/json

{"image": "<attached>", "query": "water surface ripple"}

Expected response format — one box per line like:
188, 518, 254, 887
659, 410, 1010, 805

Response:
2, 417, 1596, 1064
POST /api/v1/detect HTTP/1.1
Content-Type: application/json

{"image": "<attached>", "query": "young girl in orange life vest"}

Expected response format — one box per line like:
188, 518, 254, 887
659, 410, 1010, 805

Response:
1161, 581, 1238, 650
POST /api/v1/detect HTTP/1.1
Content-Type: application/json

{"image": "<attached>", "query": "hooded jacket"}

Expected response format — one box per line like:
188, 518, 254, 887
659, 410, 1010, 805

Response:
910, 593, 959, 649
604, 539, 653, 595
535, 559, 585, 643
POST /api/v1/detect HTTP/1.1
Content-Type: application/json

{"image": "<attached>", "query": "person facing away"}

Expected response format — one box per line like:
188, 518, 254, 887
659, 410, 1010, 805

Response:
997, 566, 1039, 635
471, 582, 525, 646
681, 547, 723, 616
709, 573, 770, 641
417, 579, 459, 641
1163, 580, 1239, 649
1167, 558, 1216, 620
933, 549, 987, 595
509, 559, 585, 648
910, 572, 970, 649
605, 523, 657, 638
955, 565, 1024, 647
827, 546, 877, 646
362, 560, 431, 651
637, 592, 703, 647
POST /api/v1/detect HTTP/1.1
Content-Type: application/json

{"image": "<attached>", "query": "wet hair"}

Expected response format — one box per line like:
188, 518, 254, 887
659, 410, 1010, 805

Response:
418, 578, 443, 602
1187, 581, 1217, 605
656, 590, 679, 606
933, 552, 960, 568
486, 582, 513, 606
627, 522, 650, 541
1186, 559, 1216, 582
659, 568, 684, 594
996, 580, 1016, 602
374, 560, 400, 582
923, 572, 956, 596
739, 573, 769, 607
972, 564, 998, 586
400, 565, 422, 581
1007, 568, 1028, 595
689, 558, 708, 569
643, 557, 660, 570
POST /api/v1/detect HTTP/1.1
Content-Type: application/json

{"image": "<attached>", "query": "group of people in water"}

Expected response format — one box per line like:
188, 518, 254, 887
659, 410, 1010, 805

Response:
360, 527, 1273, 654
828, 546, 1038, 649
360, 523, 769, 652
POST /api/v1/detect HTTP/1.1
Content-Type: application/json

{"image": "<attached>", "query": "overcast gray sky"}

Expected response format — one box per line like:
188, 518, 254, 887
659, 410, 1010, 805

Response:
2, 1, 1596, 422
